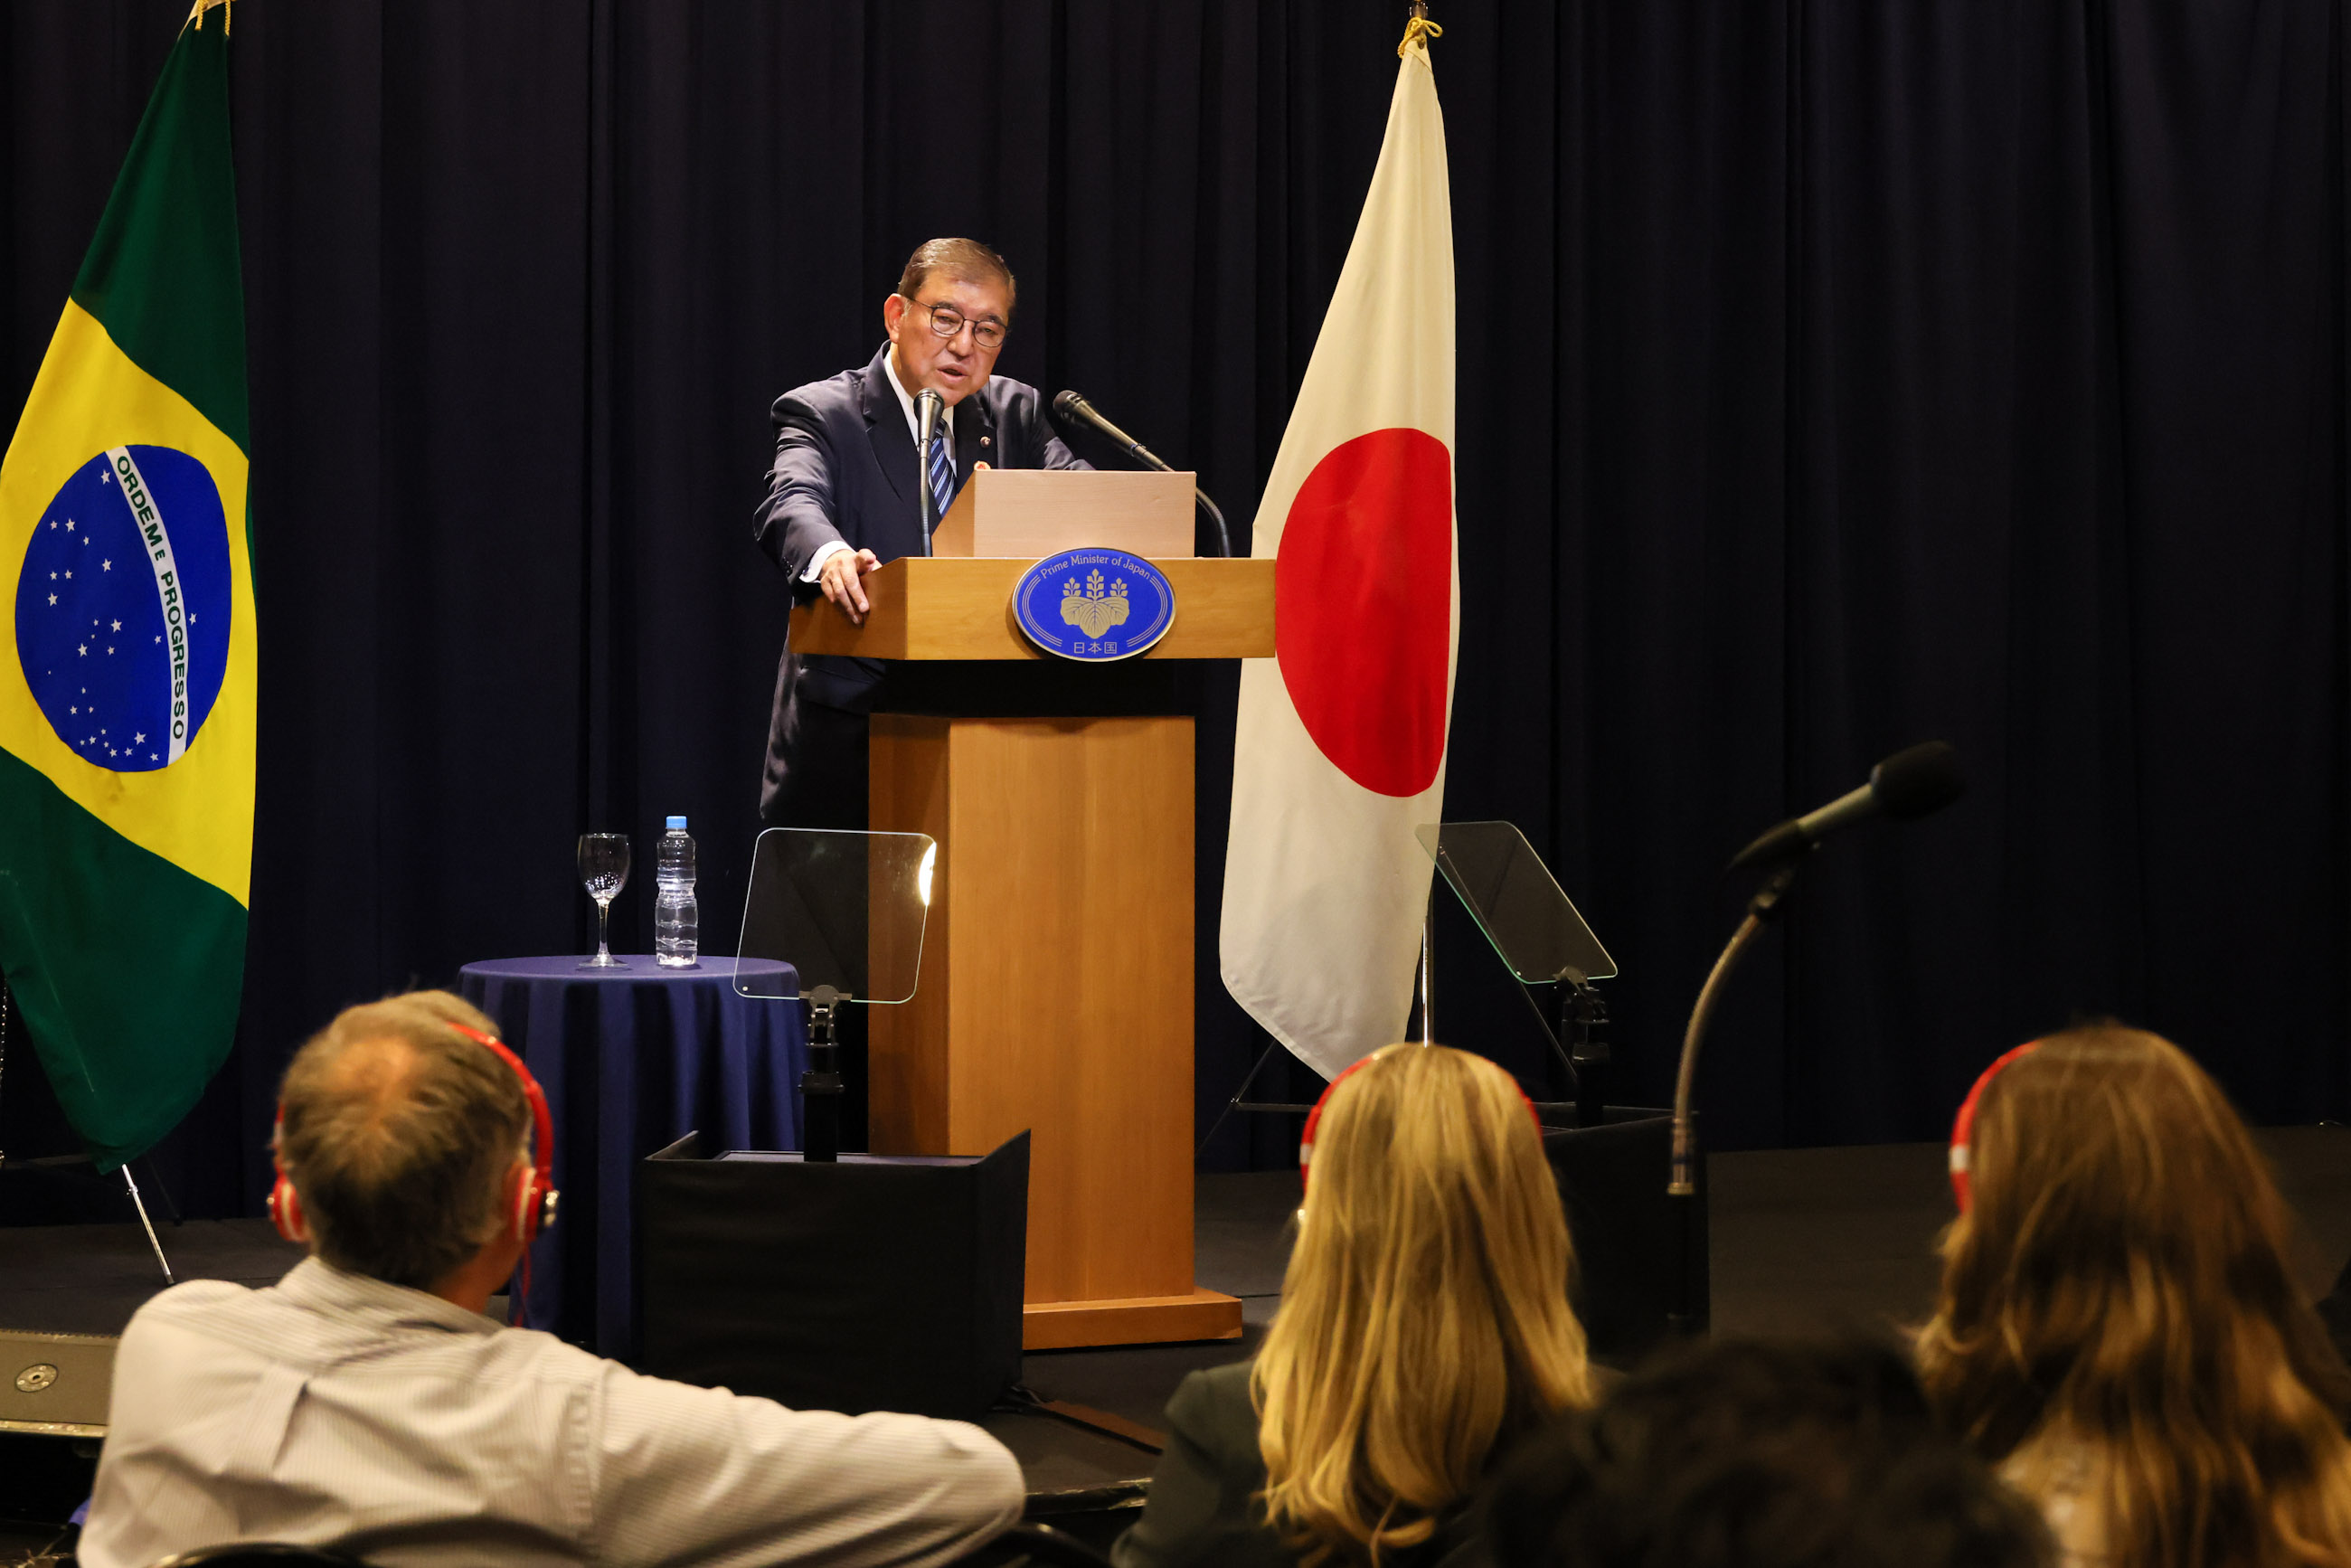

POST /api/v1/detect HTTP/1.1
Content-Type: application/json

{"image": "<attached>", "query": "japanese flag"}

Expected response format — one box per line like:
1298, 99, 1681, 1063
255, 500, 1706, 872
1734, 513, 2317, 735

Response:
1219, 31, 1456, 1082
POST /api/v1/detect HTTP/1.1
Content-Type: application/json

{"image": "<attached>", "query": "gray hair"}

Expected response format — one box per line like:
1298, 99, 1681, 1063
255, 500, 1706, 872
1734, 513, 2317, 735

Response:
896, 237, 1017, 317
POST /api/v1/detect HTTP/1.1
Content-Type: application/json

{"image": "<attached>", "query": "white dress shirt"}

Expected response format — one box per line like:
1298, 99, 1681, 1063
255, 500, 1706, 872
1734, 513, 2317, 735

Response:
883, 347, 954, 449
80, 1258, 1022, 1568
803, 350, 951, 582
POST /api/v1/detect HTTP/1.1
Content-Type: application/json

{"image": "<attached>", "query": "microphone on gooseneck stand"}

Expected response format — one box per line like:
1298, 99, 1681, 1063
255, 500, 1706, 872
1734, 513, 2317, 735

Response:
1666, 741, 1967, 1339
1724, 741, 1967, 872
914, 388, 945, 556
1053, 390, 1161, 466
1052, 390, 1234, 557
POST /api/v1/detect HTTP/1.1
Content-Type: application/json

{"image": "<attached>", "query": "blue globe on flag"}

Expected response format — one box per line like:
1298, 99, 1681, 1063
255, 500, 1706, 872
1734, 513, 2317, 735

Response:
14, 445, 232, 773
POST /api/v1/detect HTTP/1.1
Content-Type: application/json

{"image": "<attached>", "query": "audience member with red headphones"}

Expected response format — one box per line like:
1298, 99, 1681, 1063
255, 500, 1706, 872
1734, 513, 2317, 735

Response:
268, 1012, 555, 1251
1920, 1023, 2351, 1568
80, 988, 1022, 1568
1115, 1042, 1591, 1568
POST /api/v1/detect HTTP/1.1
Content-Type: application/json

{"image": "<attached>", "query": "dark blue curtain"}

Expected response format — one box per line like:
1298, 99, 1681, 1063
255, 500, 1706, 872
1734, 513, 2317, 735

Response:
3, 0, 2347, 1219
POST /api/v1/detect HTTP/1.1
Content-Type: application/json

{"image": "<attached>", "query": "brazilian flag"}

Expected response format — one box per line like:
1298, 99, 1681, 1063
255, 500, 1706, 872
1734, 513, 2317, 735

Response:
0, 11, 254, 1169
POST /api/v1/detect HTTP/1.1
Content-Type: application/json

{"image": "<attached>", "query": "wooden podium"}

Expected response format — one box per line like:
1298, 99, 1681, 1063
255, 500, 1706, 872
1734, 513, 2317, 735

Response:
787, 470, 1268, 1349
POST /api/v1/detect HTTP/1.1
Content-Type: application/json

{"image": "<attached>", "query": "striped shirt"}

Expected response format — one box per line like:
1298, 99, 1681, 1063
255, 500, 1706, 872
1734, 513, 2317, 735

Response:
80, 1258, 1022, 1568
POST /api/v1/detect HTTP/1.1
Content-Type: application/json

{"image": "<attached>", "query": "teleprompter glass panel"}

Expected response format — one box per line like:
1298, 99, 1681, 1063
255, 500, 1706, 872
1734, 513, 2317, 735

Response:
1416, 821, 1617, 987
734, 827, 937, 1005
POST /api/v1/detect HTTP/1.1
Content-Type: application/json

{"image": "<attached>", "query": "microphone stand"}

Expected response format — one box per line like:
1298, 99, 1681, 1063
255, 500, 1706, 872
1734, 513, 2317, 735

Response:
1194, 496, 1232, 563
1190, 489, 1233, 560
802, 984, 845, 1163
1668, 856, 1802, 1336
1564, 979, 1607, 1129
1058, 399, 1234, 557
1117, 439, 1232, 560
914, 392, 943, 556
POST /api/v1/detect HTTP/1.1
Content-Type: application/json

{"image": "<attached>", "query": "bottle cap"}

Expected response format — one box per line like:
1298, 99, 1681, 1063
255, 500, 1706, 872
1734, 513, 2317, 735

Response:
666, 816, 686, 831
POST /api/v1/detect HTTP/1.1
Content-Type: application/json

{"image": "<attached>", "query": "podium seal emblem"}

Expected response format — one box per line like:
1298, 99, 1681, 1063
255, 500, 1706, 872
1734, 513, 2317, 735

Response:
1011, 547, 1176, 662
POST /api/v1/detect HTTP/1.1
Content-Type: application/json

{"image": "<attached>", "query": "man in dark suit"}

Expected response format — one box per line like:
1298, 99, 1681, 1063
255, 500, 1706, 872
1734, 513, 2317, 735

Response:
753, 238, 1088, 827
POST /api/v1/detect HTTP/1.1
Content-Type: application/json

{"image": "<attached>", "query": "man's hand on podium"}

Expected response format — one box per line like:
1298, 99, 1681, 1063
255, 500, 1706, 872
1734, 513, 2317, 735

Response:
817, 547, 883, 624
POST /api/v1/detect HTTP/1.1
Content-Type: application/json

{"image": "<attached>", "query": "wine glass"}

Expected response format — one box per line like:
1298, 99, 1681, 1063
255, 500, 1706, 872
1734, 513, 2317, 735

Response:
578, 834, 631, 969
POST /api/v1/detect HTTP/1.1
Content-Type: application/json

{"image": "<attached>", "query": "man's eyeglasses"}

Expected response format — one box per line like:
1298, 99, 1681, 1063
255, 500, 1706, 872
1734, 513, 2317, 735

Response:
907, 298, 1006, 352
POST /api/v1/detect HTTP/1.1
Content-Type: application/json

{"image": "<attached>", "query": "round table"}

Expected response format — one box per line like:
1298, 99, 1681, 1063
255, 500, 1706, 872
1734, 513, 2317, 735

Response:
457, 955, 806, 1356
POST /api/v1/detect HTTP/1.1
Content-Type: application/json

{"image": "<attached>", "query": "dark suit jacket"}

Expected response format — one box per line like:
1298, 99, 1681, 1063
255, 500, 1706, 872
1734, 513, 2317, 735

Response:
1110, 1362, 1487, 1568
752, 345, 1086, 824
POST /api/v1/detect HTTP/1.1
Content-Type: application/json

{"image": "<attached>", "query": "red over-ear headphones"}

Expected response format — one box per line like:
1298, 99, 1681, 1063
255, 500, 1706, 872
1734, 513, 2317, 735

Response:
1298, 1045, 1545, 1194
1948, 1041, 2039, 1213
270, 1020, 560, 1247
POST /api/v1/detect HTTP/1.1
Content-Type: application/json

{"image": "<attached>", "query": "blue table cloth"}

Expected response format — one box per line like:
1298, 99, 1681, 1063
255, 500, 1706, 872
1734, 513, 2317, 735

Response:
457, 955, 806, 1357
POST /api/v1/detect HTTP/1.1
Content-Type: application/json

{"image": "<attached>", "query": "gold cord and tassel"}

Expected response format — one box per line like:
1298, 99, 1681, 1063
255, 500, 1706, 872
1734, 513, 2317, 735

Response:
1398, 8, 1442, 58
185, 0, 233, 34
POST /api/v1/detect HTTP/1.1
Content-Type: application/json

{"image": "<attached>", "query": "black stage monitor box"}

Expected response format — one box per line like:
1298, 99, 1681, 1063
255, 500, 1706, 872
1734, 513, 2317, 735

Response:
1, 1328, 114, 1525
638, 1130, 1028, 1422
1543, 1108, 1705, 1366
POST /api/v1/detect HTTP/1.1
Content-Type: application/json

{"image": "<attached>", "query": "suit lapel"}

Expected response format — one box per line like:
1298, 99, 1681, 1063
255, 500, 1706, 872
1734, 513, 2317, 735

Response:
860, 350, 913, 509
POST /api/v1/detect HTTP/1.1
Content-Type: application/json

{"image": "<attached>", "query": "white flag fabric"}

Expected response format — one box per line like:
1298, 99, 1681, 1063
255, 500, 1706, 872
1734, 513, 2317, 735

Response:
1219, 33, 1457, 1082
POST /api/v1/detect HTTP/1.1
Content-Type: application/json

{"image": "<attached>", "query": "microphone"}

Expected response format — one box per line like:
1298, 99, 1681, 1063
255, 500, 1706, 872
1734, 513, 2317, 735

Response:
1726, 741, 1965, 872
1669, 737, 1964, 1334
1053, 390, 1234, 557
913, 389, 944, 552
914, 388, 944, 453
1054, 390, 1161, 468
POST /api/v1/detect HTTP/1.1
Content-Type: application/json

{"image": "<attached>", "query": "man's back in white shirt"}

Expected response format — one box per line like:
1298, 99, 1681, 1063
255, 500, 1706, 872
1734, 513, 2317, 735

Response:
80, 1258, 1022, 1568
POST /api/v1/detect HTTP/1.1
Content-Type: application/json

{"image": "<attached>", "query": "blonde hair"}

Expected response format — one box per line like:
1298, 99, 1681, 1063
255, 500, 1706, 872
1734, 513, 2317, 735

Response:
1917, 1024, 2351, 1568
278, 990, 528, 1289
1254, 1044, 1591, 1564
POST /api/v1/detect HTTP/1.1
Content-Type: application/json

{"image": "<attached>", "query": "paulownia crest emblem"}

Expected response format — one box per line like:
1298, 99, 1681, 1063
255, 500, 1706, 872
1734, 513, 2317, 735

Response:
1059, 570, 1130, 638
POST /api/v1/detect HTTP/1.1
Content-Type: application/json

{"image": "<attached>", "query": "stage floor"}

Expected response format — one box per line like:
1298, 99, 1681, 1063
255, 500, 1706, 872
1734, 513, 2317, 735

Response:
7, 1129, 2351, 1558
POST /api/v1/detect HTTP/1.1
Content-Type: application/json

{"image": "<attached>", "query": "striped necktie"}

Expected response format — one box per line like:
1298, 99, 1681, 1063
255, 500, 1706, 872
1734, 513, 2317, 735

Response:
925, 425, 955, 550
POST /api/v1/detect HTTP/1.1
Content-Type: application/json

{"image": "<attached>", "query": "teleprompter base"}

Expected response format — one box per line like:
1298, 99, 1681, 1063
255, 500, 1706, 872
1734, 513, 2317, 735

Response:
637, 1130, 1029, 1422
1543, 1106, 1707, 1364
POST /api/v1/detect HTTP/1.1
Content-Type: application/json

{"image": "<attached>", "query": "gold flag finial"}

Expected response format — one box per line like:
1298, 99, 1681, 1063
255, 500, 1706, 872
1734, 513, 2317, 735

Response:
1398, 3, 1441, 59
185, 0, 233, 34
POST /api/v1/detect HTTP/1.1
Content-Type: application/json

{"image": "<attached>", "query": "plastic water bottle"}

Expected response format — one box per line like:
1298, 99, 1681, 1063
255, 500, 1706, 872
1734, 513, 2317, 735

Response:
655, 817, 698, 968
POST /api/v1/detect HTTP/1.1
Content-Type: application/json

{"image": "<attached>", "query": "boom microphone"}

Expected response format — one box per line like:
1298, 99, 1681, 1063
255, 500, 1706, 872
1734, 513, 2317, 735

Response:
1058, 390, 1241, 557
1052, 390, 1235, 557
1053, 390, 1163, 468
1726, 741, 1965, 872
1671, 736, 1966, 1332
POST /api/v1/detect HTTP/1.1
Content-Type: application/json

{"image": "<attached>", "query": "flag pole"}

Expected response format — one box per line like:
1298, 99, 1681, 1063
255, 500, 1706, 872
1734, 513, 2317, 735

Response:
123, 1165, 175, 1282
1406, 0, 1436, 1051
1417, 896, 1435, 1044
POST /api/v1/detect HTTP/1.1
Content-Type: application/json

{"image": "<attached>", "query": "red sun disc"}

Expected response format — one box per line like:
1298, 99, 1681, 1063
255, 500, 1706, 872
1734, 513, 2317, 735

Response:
1274, 428, 1453, 798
